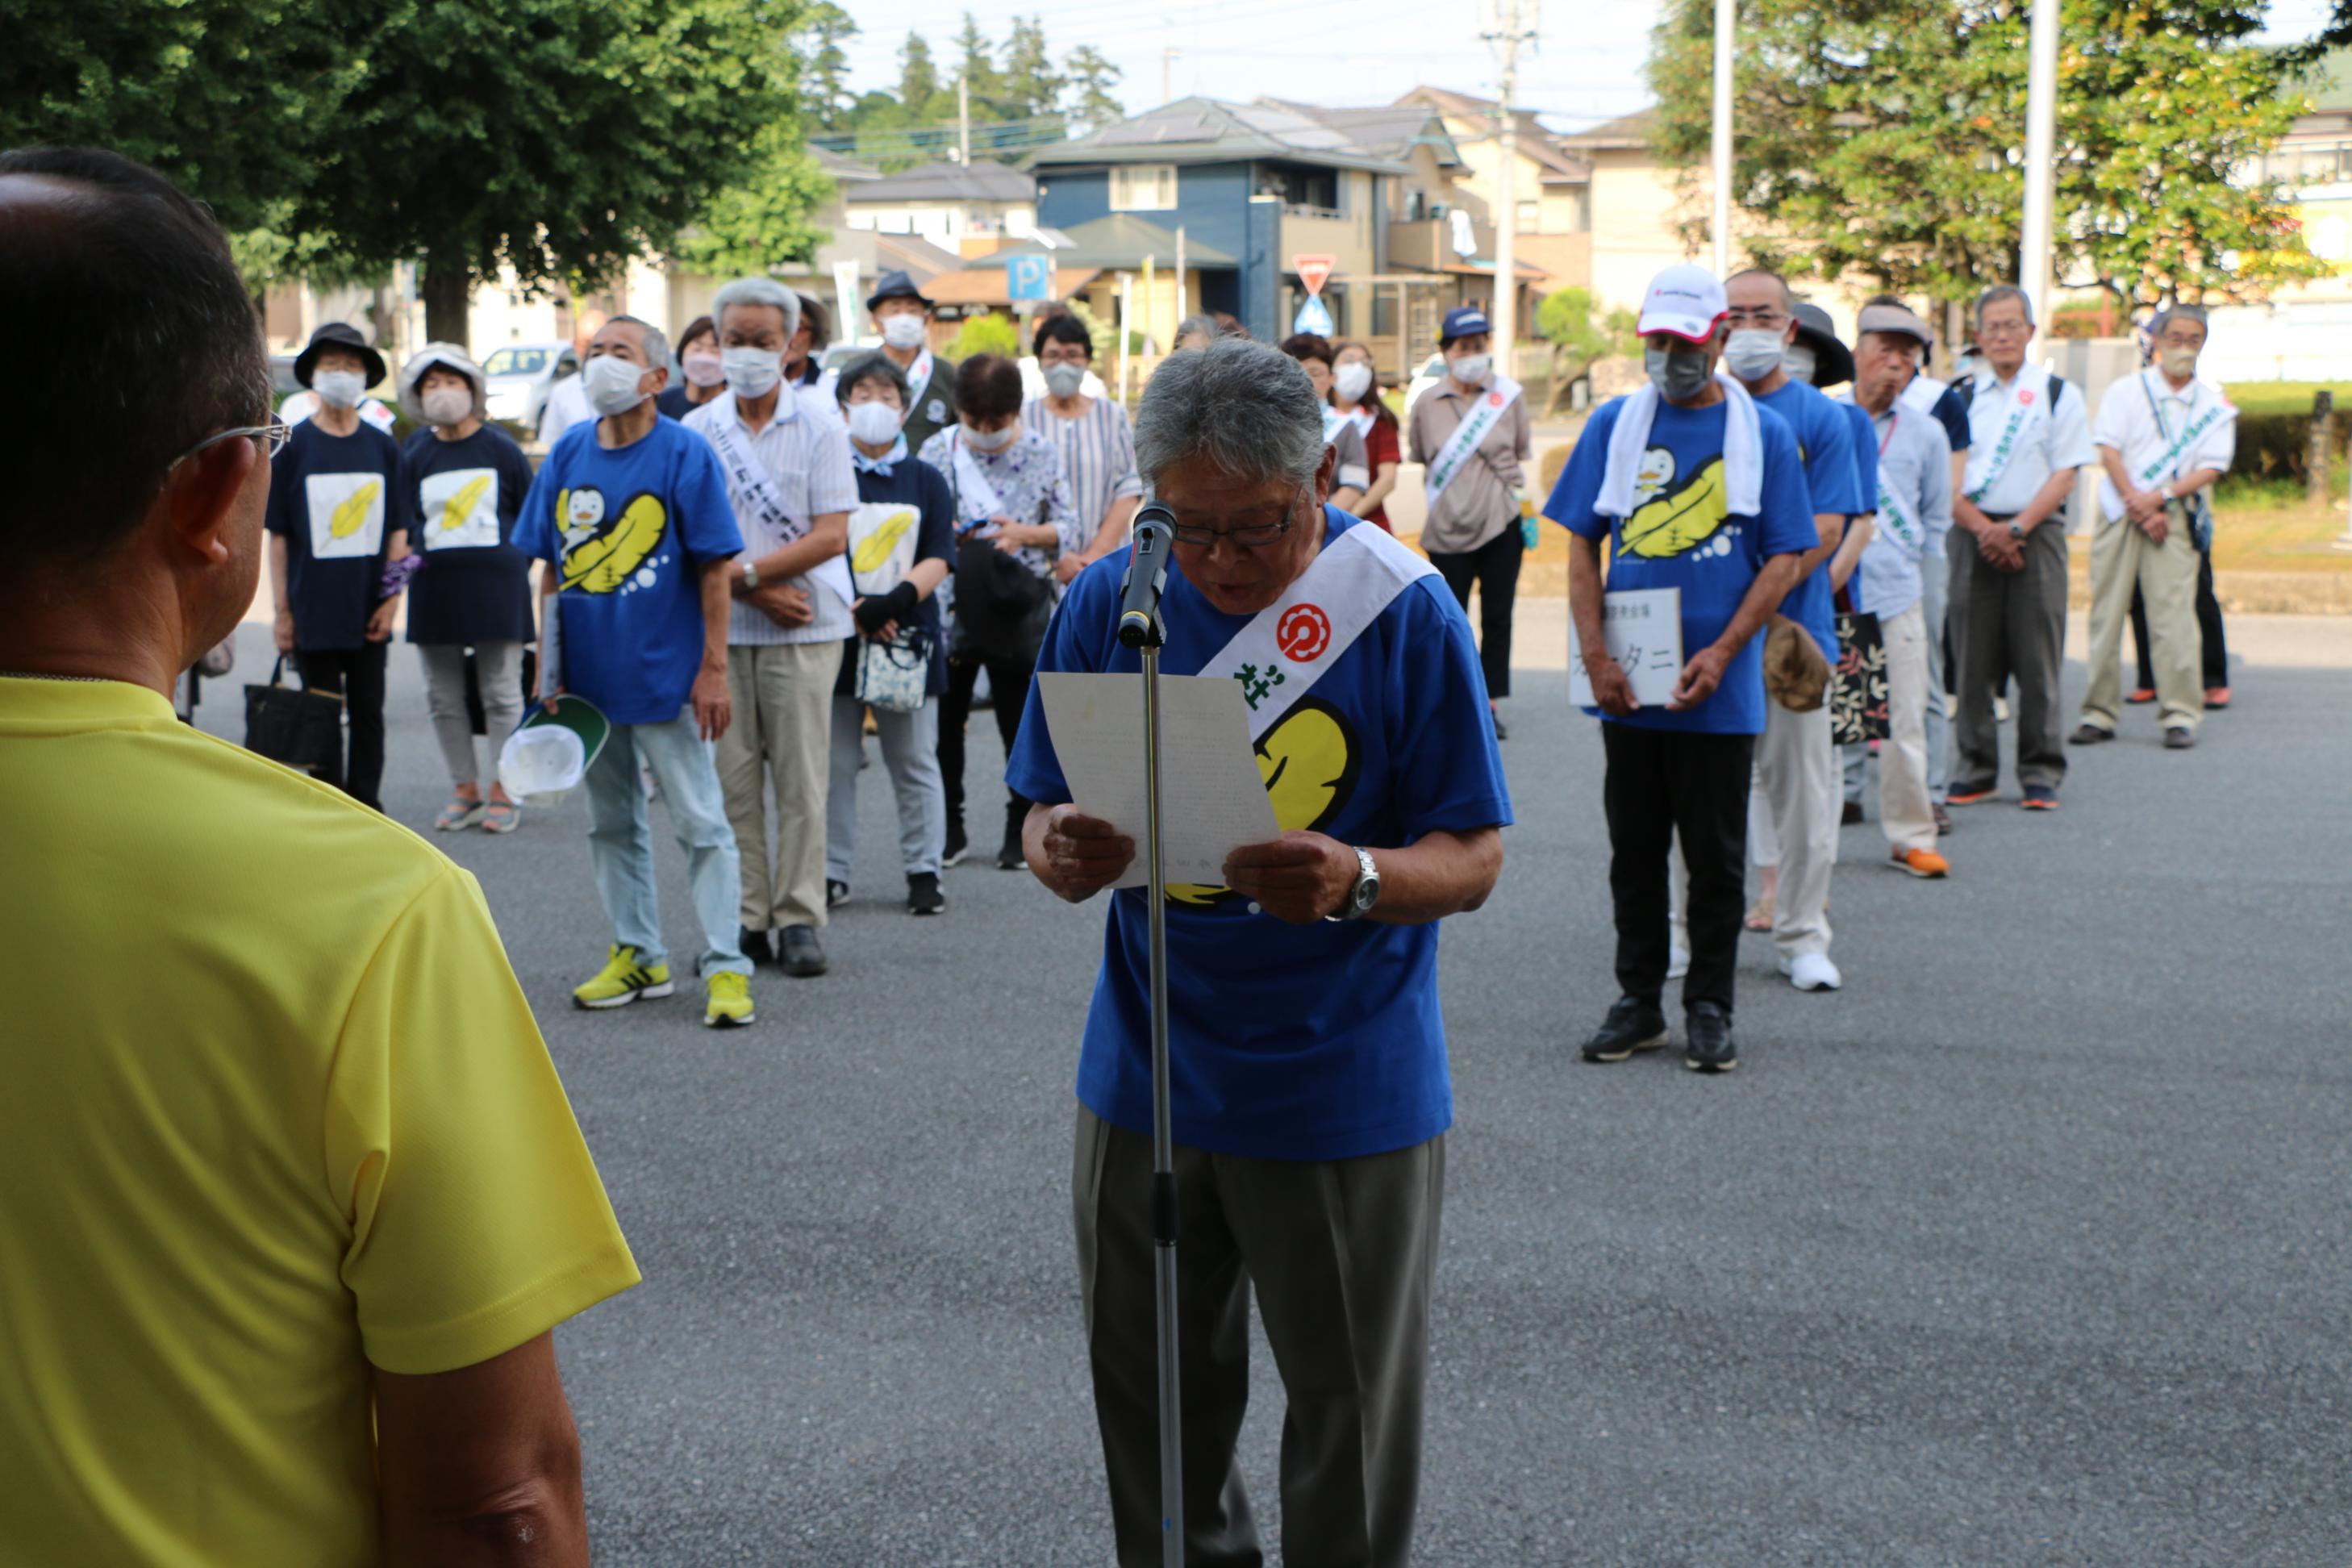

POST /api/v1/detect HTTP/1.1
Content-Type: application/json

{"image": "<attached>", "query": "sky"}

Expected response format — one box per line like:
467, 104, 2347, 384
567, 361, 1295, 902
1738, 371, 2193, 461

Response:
834, 0, 2342, 139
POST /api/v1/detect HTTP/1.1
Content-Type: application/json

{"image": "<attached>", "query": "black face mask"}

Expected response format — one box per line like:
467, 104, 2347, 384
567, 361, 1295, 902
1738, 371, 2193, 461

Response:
1645, 344, 1715, 402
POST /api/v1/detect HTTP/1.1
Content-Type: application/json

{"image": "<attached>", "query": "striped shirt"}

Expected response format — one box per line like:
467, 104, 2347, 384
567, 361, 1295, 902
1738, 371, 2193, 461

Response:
682, 389, 860, 646
1024, 395, 1143, 557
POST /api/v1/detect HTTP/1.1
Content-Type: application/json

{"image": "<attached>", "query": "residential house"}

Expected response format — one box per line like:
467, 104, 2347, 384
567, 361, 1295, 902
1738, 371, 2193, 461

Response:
1393, 85, 1595, 309
842, 159, 1038, 256
2204, 56, 2352, 381
932, 214, 1240, 342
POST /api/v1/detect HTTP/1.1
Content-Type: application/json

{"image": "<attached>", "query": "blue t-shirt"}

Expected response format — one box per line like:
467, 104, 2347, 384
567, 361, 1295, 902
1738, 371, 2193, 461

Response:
1841, 401, 1879, 614
1004, 508, 1513, 1163
265, 419, 414, 652
1544, 397, 1817, 736
513, 418, 744, 726
1752, 381, 1863, 663
400, 424, 537, 646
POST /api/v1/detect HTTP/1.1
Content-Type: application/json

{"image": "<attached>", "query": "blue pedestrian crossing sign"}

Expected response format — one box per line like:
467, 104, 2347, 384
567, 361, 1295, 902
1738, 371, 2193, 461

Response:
1292, 294, 1334, 338
1007, 253, 1053, 302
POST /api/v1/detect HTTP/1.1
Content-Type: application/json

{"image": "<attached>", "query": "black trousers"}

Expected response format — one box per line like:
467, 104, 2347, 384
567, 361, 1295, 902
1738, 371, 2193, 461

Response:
2132, 545, 2227, 690
940, 646, 1036, 829
1601, 724, 1754, 1011
296, 643, 388, 811
1427, 523, 1523, 701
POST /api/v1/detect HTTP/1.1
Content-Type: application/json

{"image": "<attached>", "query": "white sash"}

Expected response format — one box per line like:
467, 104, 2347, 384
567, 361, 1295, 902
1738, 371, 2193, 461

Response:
2135, 378, 2229, 488
907, 347, 936, 403
1194, 523, 1439, 740
948, 434, 1008, 526
1422, 375, 1522, 505
1963, 377, 2035, 504
703, 398, 855, 607
1870, 409, 1922, 553
1320, 407, 1349, 445
1345, 405, 1376, 438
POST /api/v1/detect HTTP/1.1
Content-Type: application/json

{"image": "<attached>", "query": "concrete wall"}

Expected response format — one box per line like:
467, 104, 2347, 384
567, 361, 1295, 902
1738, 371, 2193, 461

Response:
844, 201, 1036, 243
1584, 147, 1697, 316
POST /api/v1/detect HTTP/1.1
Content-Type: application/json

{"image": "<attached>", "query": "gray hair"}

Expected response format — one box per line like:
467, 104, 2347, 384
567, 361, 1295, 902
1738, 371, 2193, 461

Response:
712, 277, 803, 341
1135, 338, 1325, 490
833, 351, 907, 407
2153, 303, 2209, 340
606, 314, 671, 373
1975, 284, 2034, 327
1173, 313, 1224, 348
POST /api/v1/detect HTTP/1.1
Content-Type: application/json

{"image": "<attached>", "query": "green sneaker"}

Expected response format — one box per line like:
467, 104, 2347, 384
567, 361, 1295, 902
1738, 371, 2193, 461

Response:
572, 945, 673, 1010
704, 970, 754, 1028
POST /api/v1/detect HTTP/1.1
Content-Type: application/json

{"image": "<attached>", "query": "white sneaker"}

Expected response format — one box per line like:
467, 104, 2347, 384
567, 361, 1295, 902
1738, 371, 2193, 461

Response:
1782, 952, 1842, 991
1666, 943, 1691, 980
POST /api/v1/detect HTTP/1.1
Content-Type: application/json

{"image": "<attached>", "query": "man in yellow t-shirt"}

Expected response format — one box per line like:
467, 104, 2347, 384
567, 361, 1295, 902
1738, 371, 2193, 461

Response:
0, 147, 640, 1566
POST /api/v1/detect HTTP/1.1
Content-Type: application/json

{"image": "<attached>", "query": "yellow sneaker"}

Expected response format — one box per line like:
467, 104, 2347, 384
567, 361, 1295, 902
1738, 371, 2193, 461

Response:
572, 945, 673, 1010
704, 970, 754, 1028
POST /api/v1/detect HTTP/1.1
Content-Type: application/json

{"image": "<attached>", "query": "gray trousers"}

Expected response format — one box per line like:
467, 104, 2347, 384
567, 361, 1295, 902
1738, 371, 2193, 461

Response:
418, 641, 524, 790
824, 695, 945, 882
1074, 1105, 1444, 1568
1845, 565, 1952, 806
1949, 520, 2070, 791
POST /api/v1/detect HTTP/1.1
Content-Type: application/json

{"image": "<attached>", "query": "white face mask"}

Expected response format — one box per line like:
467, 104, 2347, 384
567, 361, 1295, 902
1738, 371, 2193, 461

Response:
682, 351, 724, 388
880, 313, 928, 351
313, 370, 366, 410
846, 400, 903, 447
722, 346, 782, 399
1781, 342, 1819, 385
420, 386, 473, 427
1333, 361, 1374, 403
961, 420, 1017, 452
1724, 329, 1789, 382
1448, 352, 1492, 386
1041, 361, 1086, 398
2158, 344, 2200, 380
583, 353, 651, 417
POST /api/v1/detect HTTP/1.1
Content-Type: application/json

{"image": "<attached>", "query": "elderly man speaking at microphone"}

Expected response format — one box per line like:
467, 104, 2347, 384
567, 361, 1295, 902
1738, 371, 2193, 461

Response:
1007, 336, 1511, 1568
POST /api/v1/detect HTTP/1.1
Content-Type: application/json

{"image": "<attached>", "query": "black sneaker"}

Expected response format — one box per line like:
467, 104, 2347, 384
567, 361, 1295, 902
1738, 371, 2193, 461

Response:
779, 924, 828, 977
997, 803, 1025, 870
907, 872, 946, 915
826, 878, 849, 910
1840, 799, 1864, 827
1491, 707, 1508, 741
2020, 784, 2061, 811
1581, 996, 1669, 1063
739, 927, 775, 967
2162, 726, 2196, 750
942, 819, 968, 867
2071, 723, 2114, 744
1684, 1001, 1737, 1073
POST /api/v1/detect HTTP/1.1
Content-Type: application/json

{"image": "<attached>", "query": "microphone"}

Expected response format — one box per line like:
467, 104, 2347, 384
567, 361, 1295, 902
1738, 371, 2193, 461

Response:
1117, 503, 1177, 649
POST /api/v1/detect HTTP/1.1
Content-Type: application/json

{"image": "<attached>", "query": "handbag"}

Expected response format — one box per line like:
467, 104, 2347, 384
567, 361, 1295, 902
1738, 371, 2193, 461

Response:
856, 629, 932, 713
1829, 611, 1891, 746
244, 654, 344, 776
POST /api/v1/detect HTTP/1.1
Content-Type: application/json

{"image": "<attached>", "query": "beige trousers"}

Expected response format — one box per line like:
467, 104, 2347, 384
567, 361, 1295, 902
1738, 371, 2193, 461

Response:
1754, 694, 1838, 960
2082, 510, 2204, 735
717, 640, 844, 932
1876, 603, 1937, 854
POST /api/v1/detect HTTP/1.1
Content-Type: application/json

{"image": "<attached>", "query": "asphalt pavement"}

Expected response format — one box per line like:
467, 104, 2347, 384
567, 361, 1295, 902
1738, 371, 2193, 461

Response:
195, 622, 2352, 1566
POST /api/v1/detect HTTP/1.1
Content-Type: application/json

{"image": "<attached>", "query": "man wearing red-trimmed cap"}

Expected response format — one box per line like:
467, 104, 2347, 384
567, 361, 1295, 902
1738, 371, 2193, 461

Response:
1541, 263, 1818, 1074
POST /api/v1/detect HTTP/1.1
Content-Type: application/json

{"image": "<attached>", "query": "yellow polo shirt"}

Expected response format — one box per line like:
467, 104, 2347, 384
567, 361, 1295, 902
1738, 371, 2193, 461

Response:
0, 676, 640, 1565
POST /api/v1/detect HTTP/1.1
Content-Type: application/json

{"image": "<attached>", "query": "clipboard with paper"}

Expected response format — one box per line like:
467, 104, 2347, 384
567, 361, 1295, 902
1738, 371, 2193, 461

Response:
1569, 587, 1684, 707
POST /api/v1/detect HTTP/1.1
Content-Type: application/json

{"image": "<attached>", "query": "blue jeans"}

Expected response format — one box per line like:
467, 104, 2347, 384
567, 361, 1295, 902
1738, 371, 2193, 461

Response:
585, 710, 752, 978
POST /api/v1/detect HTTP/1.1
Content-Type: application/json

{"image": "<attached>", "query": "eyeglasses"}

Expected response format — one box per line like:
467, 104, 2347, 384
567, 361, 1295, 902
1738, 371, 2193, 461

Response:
1165, 485, 1307, 550
171, 419, 293, 469
1977, 319, 2031, 338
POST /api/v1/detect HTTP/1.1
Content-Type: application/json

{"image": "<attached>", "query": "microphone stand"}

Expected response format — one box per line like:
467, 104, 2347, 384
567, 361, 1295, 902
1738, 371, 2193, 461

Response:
1117, 512, 1182, 1568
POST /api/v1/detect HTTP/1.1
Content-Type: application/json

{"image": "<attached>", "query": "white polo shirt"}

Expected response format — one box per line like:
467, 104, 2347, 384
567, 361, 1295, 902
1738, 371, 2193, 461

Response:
2091, 369, 2237, 523
682, 389, 860, 646
1962, 369, 2094, 516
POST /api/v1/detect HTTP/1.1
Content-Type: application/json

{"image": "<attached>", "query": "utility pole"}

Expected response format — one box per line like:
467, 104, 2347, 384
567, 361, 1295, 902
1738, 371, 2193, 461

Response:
1711, 0, 1733, 275
1483, 0, 1537, 377
1162, 47, 1180, 106
957, 76, 971, 166
2018, 0, 2060, 339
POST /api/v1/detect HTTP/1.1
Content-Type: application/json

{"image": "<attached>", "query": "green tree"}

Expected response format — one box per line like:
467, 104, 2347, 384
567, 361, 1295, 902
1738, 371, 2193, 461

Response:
797, 0, 859, 131
999, 15, 1063, 123
897, 31, 942, 114
1535, 286, 1640, 415
1062, 46, 1126, 132
0, 0, 387, 233
282, 0, 803, 348
672, 123, 835, 279
949, 311, 1020, 360
953, 13, 1003, 119
1647, 0, 2331, 312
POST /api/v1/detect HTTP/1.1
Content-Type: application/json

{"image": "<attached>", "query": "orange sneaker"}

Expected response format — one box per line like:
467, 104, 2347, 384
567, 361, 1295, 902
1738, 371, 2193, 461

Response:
1891, 845, 1950, 878
2204, 686, 2231, 709
2126, 686, 2156, 704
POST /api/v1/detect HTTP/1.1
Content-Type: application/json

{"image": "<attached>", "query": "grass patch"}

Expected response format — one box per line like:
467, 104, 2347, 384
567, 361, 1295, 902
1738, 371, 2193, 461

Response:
2222, 381, 2352, 419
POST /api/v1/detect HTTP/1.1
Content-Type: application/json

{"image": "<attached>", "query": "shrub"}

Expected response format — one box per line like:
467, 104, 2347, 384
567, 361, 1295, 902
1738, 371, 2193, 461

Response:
947, 311, 1020, 361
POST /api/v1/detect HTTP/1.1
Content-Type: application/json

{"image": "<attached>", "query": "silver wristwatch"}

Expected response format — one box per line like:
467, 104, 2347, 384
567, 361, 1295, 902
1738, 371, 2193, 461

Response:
741, 559, 759, 590
1327, 844, 1381, 922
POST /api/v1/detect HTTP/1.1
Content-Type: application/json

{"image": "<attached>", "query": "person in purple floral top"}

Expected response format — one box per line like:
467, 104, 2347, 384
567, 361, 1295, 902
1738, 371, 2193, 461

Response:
916, 353, 1079, 869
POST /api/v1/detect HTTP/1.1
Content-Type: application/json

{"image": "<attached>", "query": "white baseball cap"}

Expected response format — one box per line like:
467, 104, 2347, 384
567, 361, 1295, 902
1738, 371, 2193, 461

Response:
1638, 265, 1729, 344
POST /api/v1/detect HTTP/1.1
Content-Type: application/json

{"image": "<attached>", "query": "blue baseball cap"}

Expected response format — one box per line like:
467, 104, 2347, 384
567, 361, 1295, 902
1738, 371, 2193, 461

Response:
1440, 306, 1491, 344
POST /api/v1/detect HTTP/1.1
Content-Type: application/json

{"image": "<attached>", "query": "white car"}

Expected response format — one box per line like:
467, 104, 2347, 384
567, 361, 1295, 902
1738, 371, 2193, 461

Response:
482, 341, 580, 429
1403, 352, 1447, 428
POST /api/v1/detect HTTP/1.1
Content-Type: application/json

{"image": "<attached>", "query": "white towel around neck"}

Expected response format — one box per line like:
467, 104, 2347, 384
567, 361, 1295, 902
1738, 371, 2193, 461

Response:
1597, 369, 1763, 519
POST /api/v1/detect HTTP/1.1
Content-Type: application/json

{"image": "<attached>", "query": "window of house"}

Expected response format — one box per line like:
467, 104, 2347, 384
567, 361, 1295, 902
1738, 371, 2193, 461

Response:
1516, 200, 1539, 233
1111, 165, 1178, 211
1263, 165, 1341, 217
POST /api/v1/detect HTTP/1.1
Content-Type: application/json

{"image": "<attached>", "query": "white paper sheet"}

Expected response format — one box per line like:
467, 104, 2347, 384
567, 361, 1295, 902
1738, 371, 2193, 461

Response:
1036, 672, 1282, 890
1569, 586, 1685, 707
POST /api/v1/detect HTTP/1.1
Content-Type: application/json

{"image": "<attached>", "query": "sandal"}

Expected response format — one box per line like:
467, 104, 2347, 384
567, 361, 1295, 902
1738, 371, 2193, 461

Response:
436, 796, 485, 832
480, 799, 522, 834
1743, 896, 1775, 932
